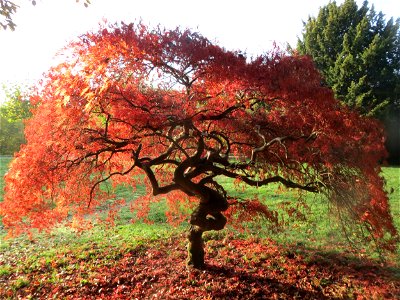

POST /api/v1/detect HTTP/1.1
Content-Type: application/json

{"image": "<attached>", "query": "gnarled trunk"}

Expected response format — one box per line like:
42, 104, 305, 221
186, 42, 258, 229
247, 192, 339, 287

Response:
173, 151, 229, 268
187, 199, 228, 268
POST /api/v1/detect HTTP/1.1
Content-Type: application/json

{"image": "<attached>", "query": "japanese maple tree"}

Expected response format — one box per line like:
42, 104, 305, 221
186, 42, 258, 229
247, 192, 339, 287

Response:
0, 23, 397, 268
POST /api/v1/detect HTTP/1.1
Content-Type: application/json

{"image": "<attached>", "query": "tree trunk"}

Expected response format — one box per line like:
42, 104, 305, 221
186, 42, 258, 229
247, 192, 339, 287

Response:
173, 160, 229, 268
187, 225, 205, 268
186, 201, 228, 268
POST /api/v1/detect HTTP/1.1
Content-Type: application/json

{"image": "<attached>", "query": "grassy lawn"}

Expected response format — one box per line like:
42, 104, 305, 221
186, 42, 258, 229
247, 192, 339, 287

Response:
0, 156, 399, 298
0, 156, 12, 201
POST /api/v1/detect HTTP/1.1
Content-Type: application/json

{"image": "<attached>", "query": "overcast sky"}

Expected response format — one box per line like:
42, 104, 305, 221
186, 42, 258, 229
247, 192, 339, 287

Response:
0, 0, 399, 97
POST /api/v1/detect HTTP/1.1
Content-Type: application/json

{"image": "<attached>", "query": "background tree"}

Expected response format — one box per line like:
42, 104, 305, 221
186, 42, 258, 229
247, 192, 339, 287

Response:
297, 0, 400, 164
0, 23, 397, 268
0, 0, 90, 30
0, 84, 31, 155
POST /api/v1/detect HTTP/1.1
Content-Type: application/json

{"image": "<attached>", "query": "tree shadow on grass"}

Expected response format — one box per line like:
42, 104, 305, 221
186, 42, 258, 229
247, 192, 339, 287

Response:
203, 263, 328, 299
196, 239, 400, 299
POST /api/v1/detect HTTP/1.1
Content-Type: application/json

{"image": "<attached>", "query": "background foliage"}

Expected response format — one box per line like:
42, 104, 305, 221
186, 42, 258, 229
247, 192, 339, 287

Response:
0, 84, 31, 155
297, 0, 400, 164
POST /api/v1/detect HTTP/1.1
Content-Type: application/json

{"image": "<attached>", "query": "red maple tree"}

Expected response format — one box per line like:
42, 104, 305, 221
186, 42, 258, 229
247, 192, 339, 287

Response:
0, 23, 397, 268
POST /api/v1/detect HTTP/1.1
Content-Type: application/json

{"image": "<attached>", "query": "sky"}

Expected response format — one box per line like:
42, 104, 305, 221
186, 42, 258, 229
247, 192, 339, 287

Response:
0, 0, 399, 101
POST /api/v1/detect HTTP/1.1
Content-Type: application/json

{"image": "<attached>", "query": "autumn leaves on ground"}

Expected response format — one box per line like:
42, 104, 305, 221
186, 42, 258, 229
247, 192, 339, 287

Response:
1, 231, 399, 299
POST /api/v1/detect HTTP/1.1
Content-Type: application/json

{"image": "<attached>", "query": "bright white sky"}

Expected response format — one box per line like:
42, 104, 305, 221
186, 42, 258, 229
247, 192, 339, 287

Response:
0, 0, 399, 102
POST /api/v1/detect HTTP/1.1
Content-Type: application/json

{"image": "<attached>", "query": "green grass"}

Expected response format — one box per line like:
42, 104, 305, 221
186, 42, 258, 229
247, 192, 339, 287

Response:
0, 155, 399, 272
382, 167, 400, 230
216, 173, 399, 259
0, 156, 11, 200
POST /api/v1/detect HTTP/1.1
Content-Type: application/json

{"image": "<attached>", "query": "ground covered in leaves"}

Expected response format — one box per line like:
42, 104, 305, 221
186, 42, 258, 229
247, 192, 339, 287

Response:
1, 234, 399, 299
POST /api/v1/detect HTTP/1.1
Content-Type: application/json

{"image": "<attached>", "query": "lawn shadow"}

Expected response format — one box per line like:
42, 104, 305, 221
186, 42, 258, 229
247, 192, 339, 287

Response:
196, 240, 400, 299
203, 263, 329, 299
298, 246, 400, 280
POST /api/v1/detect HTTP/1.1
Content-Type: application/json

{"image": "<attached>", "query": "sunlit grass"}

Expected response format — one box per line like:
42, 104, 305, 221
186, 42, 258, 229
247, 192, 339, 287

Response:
0, 156, 12, 201
382, 167, 400, 230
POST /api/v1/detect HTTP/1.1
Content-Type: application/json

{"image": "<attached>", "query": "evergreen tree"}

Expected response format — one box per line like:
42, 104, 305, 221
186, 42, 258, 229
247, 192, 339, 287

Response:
297, 0, 400, 163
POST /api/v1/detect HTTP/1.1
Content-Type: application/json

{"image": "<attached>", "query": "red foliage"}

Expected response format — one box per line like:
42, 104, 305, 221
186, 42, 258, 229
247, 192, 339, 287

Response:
0, 22, 397, 249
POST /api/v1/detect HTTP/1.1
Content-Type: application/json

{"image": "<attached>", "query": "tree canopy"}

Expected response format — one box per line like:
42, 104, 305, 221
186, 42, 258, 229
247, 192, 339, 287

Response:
0, 23, 397, 268
297, 0, 400, 118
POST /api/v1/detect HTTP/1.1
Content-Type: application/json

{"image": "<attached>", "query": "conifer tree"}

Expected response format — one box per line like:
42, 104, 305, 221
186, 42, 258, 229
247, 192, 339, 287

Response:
297, 0, 400, 163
